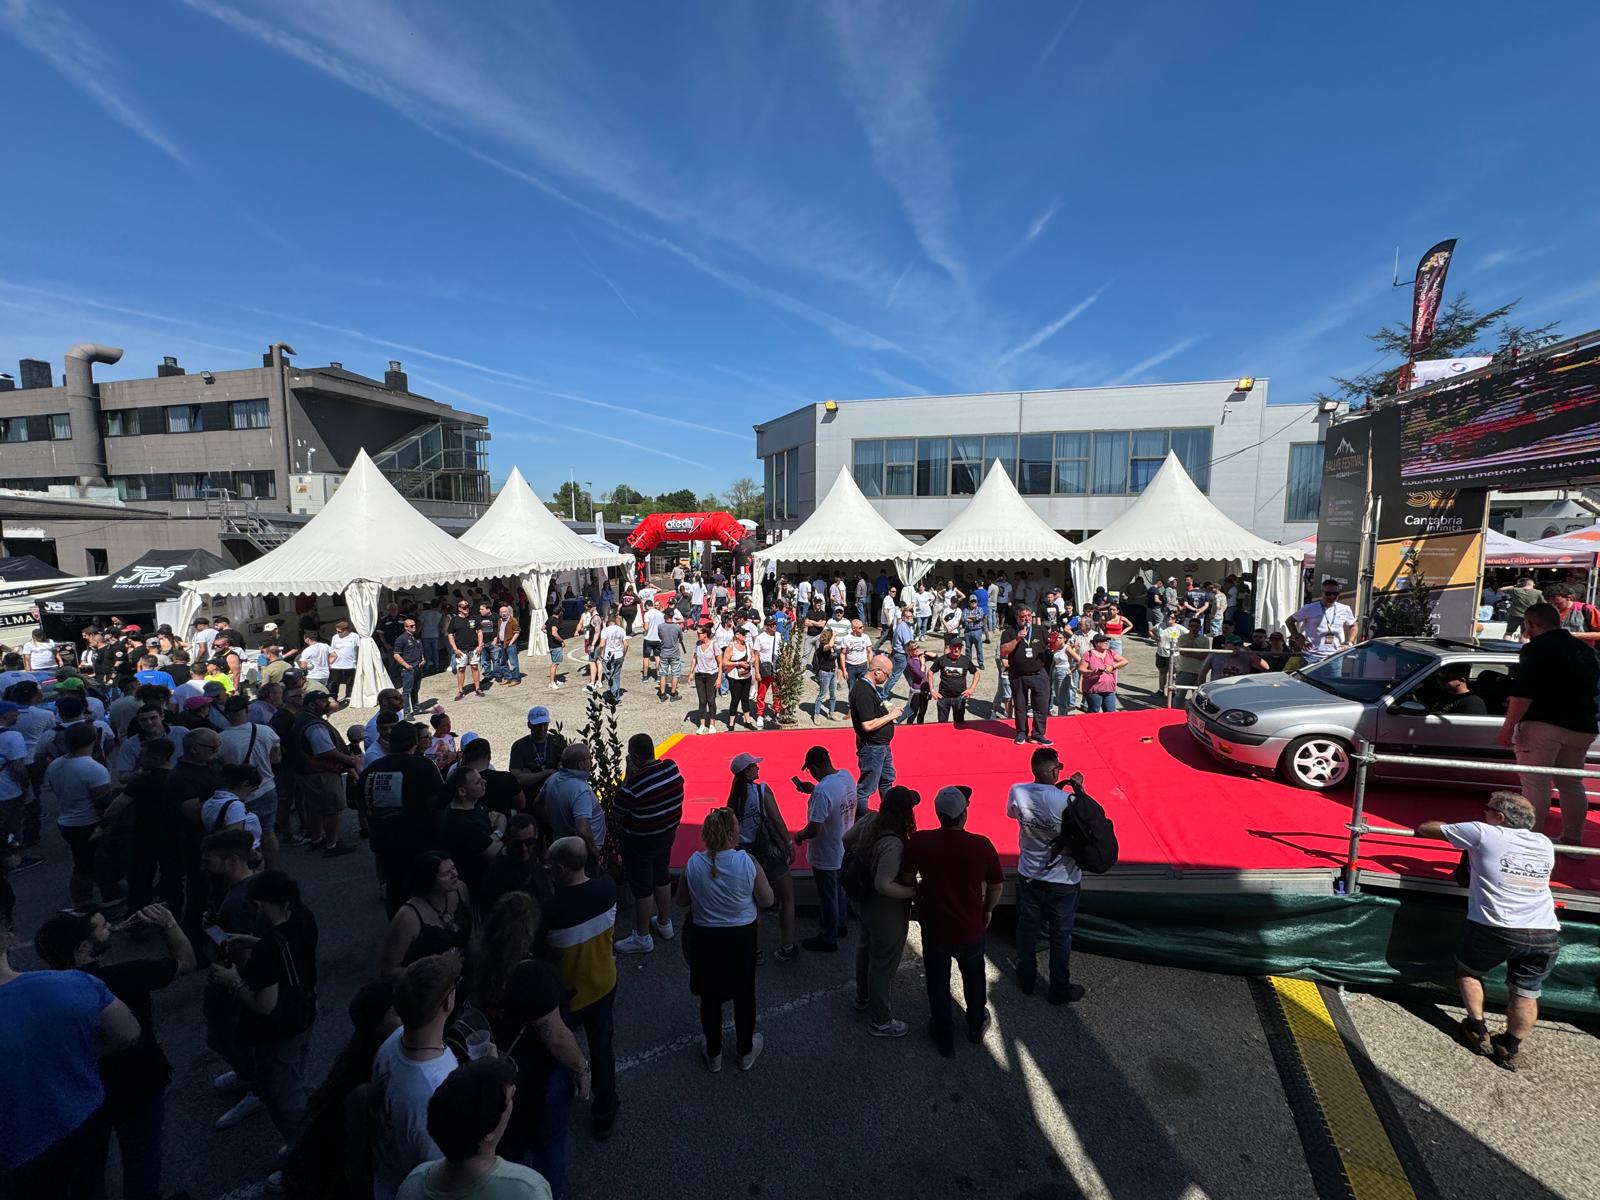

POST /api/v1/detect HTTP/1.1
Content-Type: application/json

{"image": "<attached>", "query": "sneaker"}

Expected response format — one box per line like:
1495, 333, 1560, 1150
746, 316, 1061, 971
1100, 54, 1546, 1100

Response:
1456, 1017, 1490, 1056
801, 935, 838, 953
968, 1008, 992, 1044
1047, 983, 1087, 1005
1489, 1033, 1520, 1072
281, 833, 309, 847
853, 995, 869, 1012
928, 1020, 956, 1059
1017, 975, 1036, 997
11, 854, 44, 874
1030, 736, 1054, 746
213, 1070, 242, 1095
869, 1019, 908, 1038
700, 1036, 722, 1073
266, 1169, 285, 1193
1013, 734, 1027, 745
614, 932, 654, 955
650, 916, 675, 941
774, 943, 800, 964
550, 683, 560, 690
739, 1032, 765, 1072
215, 1093, 265, 1130
455, 690, 465, 701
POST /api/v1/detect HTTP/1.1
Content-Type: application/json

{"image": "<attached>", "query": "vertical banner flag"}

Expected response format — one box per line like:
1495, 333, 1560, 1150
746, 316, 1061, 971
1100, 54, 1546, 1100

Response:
1313, 415, 1372, 610
1409, 238, 1458, 357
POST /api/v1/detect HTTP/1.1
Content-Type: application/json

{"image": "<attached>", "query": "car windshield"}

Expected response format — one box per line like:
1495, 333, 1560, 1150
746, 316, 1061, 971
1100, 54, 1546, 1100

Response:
1296, 642, 1433, 703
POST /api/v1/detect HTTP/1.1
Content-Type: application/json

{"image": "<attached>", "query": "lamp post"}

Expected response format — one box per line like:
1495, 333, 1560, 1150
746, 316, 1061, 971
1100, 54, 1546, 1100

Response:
585, 481, 594, 522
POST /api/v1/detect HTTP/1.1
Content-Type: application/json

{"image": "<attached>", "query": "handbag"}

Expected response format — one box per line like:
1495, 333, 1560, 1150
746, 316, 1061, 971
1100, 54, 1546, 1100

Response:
748, 785, 791, 873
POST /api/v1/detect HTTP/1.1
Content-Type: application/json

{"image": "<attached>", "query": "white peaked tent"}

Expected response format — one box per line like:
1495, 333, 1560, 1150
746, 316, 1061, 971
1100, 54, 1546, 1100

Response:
179, 451, 525, 707
1066, 451, 1301, 631
911, 461, 1076, 572
752, 466, 922, 584
460, 467, 633, 655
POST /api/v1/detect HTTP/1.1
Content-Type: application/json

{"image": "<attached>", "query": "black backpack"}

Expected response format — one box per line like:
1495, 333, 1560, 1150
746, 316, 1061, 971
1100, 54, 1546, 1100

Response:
1047, 774, 1119, 874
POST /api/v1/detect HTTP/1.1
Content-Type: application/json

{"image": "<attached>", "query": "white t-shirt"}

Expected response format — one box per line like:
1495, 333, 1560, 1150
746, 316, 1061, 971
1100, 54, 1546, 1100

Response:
600, 625, 627, 660
219, 721, 280, 798
330, 632, 360, 669
24, 641, 56, 670
299, 641, 332, 679
192, 628, 218, 655
642, 608, 665, 643
114, 727, 188, 777
1155, 625, 1182, 659
1292, 600, 1356, 660
398, 1158, 553, 1200
1006, 781, 1081, 885
15, 705, 57, 756
47, 755, 111, 828
370, 1028, 458, 1200
827, 617, 852, 639
796, 580, 812, 604
0, 728, 26, 802
754, 631, 779, 665
685, 848, 758, 927
1441, 821, 1558, 929
805, 769, 857, 871
839, 633, 872, 666
200, 791, 263, 848
880, 596, 897, 626
914, 590, 932, 618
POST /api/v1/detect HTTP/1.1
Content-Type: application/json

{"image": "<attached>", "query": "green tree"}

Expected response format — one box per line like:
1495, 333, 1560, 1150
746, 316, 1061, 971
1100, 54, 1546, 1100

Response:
549, 480, 593, 519
724, 477, 763, 521
655, 488, 699, 511
699, 493, 720, 510
608, 483, 647, 506
1313, 293, 1561, 407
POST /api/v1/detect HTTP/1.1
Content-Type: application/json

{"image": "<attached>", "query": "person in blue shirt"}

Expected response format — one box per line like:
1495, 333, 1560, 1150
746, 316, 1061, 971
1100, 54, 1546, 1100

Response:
133, 655, 176, 691
961, 600, 986, 668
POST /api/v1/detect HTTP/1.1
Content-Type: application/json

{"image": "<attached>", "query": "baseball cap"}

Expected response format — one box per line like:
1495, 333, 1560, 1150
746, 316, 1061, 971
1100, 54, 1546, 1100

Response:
0, 701, 19, 715
729, 752, 763, 774
123, 624, 142, 633
461, 731, 479, 747
1225, 634, 1244, 645
263, 621, 279, 633
802, 745, 831, 769
223, 694, 250, 714
52, 677, 84, 692
526, 706, 550, 726
282, 668, 305, 683
933, 784, 971, 819
183, 695, 213, 711
881, 785, 921, 814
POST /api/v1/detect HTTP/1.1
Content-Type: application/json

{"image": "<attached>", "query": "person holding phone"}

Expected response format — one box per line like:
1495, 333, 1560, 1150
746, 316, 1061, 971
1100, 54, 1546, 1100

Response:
1006, 748, 1085, 1005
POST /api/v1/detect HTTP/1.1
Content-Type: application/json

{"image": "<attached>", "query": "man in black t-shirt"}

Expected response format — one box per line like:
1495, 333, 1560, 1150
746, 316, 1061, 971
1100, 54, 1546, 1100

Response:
390, 617, 426, 716
850, 654, 902, 818
473, 600, 500, 686
359, 722, 446, 916
34, 903, 195, 1200
446, 599, 482, 701
1000, 605, 1052, 746
933, 637, 983, 728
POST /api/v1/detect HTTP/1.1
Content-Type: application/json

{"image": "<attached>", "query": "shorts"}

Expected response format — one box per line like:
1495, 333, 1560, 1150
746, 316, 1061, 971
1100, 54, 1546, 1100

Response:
642, 641, 660, 661
59, 822, 98, 875
658, 654, 682, 680
299, 772, 347, 819
745, 843, 790, 881
1456, 919, 1560, 998
550, 646, 565, 665
452, 649, 481, 671
620, 829, 676, 894
246, 787, 279, 830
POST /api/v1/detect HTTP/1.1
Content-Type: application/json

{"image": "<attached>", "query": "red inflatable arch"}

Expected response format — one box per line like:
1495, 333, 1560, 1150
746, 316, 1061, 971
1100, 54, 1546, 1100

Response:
626, 512, 747, 555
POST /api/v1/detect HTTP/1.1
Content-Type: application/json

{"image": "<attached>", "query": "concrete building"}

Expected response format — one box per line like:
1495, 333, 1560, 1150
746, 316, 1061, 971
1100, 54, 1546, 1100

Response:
754, 378, 1330, 549
0, 343, 491, 572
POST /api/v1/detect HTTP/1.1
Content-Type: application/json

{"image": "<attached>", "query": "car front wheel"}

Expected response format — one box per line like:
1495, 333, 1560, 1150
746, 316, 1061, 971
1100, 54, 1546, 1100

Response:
1278, 734, 1353, 790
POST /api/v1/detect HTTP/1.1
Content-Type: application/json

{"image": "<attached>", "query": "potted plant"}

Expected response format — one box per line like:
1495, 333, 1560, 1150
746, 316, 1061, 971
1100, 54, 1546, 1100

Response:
578, 688, 625, 877
774, 625, 809, 727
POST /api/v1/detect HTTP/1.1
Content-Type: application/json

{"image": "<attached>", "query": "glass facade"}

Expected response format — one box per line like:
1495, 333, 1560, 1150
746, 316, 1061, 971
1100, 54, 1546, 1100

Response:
765, 447, 802, 520
1285, 442, 1324, 523
851, 426, 1213, 498
0, 413, 71, 442
112, 470, 278, 502
103, 398, 271, 436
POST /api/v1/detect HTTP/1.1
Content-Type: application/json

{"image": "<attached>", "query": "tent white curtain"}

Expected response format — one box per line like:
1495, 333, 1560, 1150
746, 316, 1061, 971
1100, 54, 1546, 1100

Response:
174, 587, 205, 641
522, 571, 552, 655
345, 579, 388, 708
1253, 556, 1300, 632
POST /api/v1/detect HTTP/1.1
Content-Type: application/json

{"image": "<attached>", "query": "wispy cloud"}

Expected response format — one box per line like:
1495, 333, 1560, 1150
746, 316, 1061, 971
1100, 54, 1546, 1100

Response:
994, 283, 1109, 369
1040, 0, 1087, 61
1476, 244, 1558, 272
542, 423, 705, 469
0, 0, 191, 167
1107, 334, 1207, 385
824, 0, 966, 283
859, 366, 930, 397
1023, 198, 1061, 247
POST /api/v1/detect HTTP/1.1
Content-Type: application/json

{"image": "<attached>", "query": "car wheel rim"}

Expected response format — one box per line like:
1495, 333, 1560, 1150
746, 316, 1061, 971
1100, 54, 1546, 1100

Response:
1293, 739, 1349, 786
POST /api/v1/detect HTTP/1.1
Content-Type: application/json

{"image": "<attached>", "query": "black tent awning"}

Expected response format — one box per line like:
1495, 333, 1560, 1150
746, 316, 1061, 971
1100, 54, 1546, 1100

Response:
42, 548, 233, 617
0, 555, 71, 586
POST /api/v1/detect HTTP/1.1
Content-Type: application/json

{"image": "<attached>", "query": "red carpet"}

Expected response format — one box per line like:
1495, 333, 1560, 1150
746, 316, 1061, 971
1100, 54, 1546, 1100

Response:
661, 710, 1600, 898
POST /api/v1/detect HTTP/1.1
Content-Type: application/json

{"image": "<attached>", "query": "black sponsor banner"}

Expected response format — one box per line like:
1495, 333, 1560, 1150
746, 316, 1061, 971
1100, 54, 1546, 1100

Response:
1314, 415, 1371, 604
1398, 346, 1600, 489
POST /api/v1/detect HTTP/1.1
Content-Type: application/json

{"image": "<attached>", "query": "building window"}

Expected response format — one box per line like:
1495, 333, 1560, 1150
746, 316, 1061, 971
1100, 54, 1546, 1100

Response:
852, 440, 884, 497
1091, 431, 1129, 494
0, 419, 24, 444
111, 475, 147, 501
982, 435, 1016, 481
0, 413, 71, 442
1129, 429, 1170, 493
1286, 442, 1324, 522
235, 471, 276, 500
784, 447, 800, 518
1017, 434, 1052, 495
50, 414, 71, 440
763, 454, 776, 523
230, 399, 270, 430
773, 452, 790, 517
165, 405, 199, 433
170, 473, 208, 500
915, 438, 947, 497
884, 438, 915, 497
86, 548, 107, 575
950, 436, 984, 495
1054, 433, 1088, 494
104, 410, 133, 437
1170, 427, 1213, 493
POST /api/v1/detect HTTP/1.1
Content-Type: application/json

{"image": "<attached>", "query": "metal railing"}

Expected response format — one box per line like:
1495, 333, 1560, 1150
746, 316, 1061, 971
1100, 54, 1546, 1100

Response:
1161, 645, 1248, 707
1344, 744, 1600, 894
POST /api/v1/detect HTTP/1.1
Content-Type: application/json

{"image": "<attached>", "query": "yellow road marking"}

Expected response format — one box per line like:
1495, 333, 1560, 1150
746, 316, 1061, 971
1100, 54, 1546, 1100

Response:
656, 732, 685, 756
1269, 977, 1417, 1200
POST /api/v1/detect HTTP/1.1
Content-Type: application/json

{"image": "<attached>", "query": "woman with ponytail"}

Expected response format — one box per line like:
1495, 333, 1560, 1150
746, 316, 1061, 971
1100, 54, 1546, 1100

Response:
676, 806, 773, 1073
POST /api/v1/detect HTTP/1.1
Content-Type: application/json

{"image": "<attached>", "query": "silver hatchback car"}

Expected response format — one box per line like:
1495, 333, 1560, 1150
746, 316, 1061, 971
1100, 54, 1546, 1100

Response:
1186, 637, 1597, 790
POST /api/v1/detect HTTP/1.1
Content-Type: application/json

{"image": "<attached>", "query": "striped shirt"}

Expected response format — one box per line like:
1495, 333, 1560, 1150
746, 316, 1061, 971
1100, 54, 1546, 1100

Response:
540, 876, 617, 1011
613, 758, 684, 838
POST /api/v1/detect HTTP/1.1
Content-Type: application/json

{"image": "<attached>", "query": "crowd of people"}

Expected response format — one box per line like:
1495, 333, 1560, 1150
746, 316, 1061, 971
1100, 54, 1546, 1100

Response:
0, 558, 1586, 1198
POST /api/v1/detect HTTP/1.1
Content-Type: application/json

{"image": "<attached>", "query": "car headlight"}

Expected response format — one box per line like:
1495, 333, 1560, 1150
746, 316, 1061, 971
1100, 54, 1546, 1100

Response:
1219, 709, 1258, 727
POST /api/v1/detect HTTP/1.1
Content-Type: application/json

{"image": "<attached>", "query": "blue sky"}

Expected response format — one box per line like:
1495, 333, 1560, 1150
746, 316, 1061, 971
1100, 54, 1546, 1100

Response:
3, 1, 1599, 500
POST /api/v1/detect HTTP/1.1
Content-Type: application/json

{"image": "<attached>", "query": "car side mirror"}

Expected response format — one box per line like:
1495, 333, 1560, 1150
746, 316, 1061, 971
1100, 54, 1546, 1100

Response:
1391, 698, 1428, 715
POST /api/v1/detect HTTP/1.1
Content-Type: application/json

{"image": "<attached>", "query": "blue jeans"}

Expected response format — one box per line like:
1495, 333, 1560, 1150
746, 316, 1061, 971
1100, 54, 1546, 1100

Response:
107, 1089, 165, 1200
421, 636, 443, 671
856, 600, 867, 622
915, 616, 929, 637
965, 631, 984, 668
1208, 616, 1223, 637
814, 670, 839, 717
572, 988, 617, 1120
1015, 877, 1081, 999
855, 742, 896, 818
1085, 690, 1118, 713
398, 667, 420, 714
883, 651, 907, 699
493, 643, 523, 682
796, 601, 809, 623
812, 865, 846, 946
925, 935, 988, 1050
528, 1066, 576, 1200
604, 656, 623, 700
1052, 666, 1074, 714
846, 662, 868, 693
